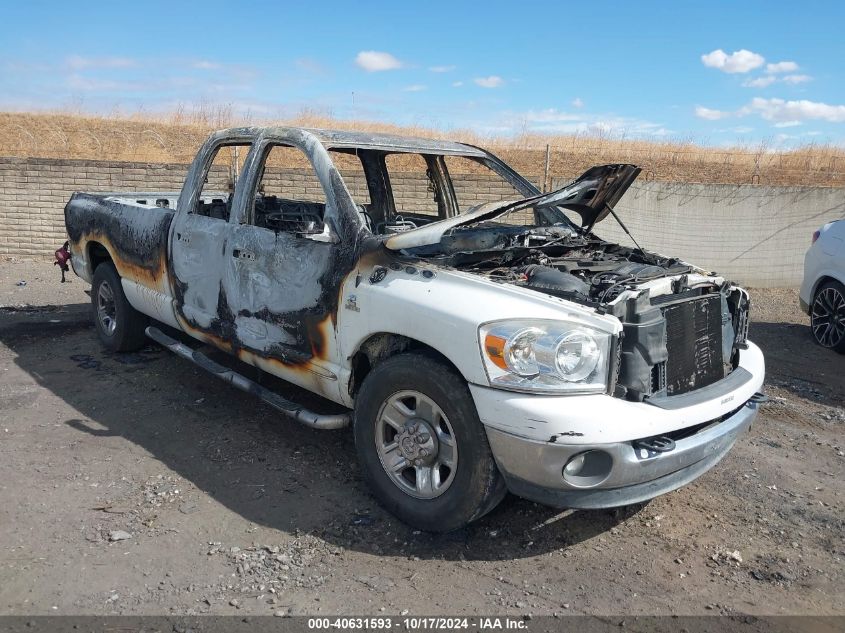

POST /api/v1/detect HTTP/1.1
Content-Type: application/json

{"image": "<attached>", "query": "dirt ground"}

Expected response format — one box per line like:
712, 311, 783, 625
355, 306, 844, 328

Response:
0, 261, 842, 617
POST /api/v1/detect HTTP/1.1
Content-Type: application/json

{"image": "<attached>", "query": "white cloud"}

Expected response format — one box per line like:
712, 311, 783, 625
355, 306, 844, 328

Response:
695, 106, 733, 120
773, 120, 803, 128
746, 97, 845, 123
66, 73, 143, 92
697, 97, 845, 124
766, 61, 799, 74
65, 55, 136, 70
403, 84, 426, 92
520, 108, 583, 124
571, 97, 584, 108
743, 76, 777, 88
773, 130, 824, 144
354, 51, 403, 72
474, 75, 504, 88
451, 81, 463, 87
494, 108, 668, 137
743, 72, 812, 88
429, 65, 455, 73
781, 74, 812, 84
701, 49, 765, 73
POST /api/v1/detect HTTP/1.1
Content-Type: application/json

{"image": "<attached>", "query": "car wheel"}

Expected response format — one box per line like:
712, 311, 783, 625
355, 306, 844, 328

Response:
91, 262, 148, 352
354, 353, 506, 532
810, 279, 845, 353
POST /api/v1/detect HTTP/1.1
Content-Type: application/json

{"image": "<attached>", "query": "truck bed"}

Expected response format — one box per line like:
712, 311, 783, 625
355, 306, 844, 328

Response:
64, 192, 175, 291
64, 190, 230, 290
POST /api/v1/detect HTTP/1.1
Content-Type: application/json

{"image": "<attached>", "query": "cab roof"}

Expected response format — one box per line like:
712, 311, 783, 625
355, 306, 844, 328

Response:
215, 126, 487, 156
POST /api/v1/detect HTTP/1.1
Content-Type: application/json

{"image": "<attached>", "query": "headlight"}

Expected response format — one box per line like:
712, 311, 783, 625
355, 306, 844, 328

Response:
479, 320, 613, 394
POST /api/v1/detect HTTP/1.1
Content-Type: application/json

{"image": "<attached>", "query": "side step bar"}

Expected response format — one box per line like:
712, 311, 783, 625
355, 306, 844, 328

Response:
145, 326, 350, 430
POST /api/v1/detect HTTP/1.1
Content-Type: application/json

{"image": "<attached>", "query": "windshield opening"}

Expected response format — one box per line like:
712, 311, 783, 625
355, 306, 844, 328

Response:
443, 155, 579, 230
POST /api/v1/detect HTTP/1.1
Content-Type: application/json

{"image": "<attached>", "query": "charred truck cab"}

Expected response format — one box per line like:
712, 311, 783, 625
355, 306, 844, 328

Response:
63, 127, 765, 532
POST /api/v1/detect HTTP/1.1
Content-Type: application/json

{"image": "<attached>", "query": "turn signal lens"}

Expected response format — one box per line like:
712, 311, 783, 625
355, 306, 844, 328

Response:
484, 333, 508, 370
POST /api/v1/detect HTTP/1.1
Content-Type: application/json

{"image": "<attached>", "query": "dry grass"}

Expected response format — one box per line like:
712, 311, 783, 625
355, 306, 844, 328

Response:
1, 109, 844, 187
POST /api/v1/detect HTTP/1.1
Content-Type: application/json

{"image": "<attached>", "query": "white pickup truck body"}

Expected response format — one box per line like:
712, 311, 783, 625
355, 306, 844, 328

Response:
63, 127, 765, 530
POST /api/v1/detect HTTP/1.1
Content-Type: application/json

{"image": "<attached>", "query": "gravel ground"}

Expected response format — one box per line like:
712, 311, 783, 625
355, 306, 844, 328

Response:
0, 261, 842, 616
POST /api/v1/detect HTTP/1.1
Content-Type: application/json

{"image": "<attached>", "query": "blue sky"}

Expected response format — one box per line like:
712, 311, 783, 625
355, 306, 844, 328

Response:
2, 0, 844, 146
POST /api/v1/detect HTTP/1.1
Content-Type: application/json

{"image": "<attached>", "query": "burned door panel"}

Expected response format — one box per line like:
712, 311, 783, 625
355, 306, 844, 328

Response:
224, 225, 335, 362
168, 139, 253, 339
162, 129, 381, 396
212, 137, 364, 374
169, 213, 230, 331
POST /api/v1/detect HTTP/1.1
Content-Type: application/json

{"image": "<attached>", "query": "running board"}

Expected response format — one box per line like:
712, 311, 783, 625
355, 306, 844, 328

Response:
145, 326, 350, 430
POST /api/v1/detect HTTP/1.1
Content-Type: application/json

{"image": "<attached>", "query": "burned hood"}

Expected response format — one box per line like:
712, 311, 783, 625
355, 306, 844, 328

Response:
385, 164, 640, 251
536, 163, 640, 230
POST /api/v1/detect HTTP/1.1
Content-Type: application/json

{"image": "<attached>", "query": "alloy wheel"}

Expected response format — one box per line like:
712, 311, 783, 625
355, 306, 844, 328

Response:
97, 280, 117, 336
811, 286, 845, 348
374, 390, 458, 499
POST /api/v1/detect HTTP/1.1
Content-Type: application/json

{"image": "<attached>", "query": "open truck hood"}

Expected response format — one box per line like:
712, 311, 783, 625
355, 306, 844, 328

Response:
385, 164, 640, 251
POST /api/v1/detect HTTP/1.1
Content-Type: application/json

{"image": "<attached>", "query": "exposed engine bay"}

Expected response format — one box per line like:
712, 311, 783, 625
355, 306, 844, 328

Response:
408, 222, 694, 305
406, 222, 751, 403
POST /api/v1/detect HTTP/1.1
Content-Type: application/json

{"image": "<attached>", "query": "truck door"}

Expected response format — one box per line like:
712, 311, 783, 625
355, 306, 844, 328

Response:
169, 138, 253, 343
221, 141, 351, 372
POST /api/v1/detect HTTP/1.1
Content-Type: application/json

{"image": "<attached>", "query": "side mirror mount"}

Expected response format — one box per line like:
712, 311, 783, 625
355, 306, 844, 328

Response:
302, 221, 340, 244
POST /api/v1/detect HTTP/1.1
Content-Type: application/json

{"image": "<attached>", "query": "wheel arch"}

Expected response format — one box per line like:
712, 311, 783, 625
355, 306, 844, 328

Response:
347, 332, 468, 399
812, 273, 845, 300
86, 240, 115, 273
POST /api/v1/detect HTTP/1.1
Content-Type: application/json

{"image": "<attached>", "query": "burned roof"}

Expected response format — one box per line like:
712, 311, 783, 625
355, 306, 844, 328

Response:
303, 128, 486, 155
214, 126, 486, 156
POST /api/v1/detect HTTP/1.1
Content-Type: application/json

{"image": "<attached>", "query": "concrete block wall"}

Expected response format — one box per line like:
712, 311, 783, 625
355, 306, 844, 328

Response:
589, 180, 845, 287
0, 157, 220, 257
1, 156, 843, 286
259, 167, 333, 202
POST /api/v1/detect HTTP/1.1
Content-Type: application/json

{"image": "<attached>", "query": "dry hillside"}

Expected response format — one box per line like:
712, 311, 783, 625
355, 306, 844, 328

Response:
1, 110, 844, 187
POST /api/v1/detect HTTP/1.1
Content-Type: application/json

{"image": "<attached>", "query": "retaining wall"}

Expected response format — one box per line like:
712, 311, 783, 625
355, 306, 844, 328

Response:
1, 156, 842, 287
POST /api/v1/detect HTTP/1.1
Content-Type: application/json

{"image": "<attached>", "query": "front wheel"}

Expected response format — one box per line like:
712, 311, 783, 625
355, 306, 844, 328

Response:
811, 280, 845, 353
353, 353, 506, 532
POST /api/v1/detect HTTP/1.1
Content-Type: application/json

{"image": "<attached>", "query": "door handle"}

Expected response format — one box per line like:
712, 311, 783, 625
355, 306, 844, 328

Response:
233, 249, 256, 261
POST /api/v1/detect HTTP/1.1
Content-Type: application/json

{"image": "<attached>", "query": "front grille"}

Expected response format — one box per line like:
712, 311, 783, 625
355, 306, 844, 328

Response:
663, 296, 724, 395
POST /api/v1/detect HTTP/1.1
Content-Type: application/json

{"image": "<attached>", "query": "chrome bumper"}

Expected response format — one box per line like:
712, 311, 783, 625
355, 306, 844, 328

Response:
486, 395, 763, 509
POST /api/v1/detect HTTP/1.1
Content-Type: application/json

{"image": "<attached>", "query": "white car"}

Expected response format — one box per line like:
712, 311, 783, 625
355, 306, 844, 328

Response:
800, 219, 845, 353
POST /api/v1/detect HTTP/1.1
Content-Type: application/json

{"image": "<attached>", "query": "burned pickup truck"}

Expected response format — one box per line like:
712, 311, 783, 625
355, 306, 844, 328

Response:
63, 127, 765, 531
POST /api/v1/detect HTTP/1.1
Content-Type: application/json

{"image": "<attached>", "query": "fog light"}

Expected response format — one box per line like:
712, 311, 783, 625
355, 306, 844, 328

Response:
564, 453, 586, 475
562, 450, 613, 487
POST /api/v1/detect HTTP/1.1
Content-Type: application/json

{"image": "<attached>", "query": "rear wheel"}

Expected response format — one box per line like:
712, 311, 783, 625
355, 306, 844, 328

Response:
354, 353, 506, 532
91, 262, 148, 352
811, 280, 845, 354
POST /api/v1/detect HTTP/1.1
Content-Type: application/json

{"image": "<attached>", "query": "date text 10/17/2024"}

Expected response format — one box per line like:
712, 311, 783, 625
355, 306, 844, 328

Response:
307, 618, 529, 630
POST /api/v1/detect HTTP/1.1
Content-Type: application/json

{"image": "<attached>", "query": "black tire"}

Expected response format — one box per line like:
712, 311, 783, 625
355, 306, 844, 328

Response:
91, 262, 148, 352
354, 353, 506, 532
810, 279, 845, 354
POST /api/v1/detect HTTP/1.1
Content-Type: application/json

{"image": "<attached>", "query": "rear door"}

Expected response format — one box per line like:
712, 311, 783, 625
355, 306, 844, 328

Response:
169, 136, 252, 341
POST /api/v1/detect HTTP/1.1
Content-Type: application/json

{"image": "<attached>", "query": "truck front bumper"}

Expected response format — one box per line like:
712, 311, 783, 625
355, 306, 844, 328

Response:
485, 397, 760, 508
471, 342, 765, 509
